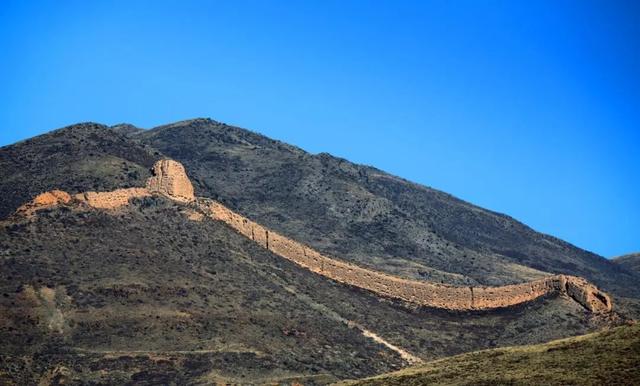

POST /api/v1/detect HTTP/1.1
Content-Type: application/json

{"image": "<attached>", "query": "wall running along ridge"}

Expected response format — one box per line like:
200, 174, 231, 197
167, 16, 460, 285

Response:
15, 190, 72, 216
12, 160, 612, 313
75, 188, 152, 209
196, 199, 612, 313
15, 160, 196, 212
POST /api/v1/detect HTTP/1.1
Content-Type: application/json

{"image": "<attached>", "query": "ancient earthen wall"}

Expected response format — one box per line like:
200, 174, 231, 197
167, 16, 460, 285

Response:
11, 159, 612, 313
14, 159, 193, 214
16, 188, 151, 213
565, 276, 612, 313
196, 198, 612, 313
146, 159, 195, 202
15, 190, 72, 216
472, 278, 559, 309
75, 188, 151, 209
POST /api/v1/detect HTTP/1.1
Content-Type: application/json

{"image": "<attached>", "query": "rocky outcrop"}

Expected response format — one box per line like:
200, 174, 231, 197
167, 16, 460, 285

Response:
9, 159, 612, 314
146, 159, 194, 202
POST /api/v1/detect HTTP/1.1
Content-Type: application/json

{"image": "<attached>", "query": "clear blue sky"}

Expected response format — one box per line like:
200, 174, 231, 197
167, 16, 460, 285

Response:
1, 1, 638, 258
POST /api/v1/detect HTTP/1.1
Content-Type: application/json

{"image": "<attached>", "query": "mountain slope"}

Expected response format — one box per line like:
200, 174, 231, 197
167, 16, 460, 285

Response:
340, 322, 640, 386
0, 120, 634, 383
135, 118, 639, 300
1, 196, 612, 384
614, 253, 640, 275
0, 198, 404, 383
0, 122, 162, 220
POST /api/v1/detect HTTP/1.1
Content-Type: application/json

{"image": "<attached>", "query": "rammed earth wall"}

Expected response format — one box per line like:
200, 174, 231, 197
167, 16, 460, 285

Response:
12, 159, 613, 313
197, 199, 612, 313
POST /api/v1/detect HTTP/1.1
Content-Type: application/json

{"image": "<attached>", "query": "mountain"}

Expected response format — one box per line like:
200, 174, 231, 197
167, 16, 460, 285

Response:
0, 119, 637, 384
340, 322, 640, 386
0, 123, 158, 220
133, 119, 639, 296
0, 167, 609, 384
613, 253, 640, 275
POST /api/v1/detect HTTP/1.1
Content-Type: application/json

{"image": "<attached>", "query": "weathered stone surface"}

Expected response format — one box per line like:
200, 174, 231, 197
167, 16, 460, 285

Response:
11, 160, 193, 214
564, 275, 612, 313
146, 159, 194, 202
14, 188, 151, 213
182, 208, 204, 221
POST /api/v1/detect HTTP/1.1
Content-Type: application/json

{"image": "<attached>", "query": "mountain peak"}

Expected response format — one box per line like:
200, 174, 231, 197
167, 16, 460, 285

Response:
151, 117, 220, 131
110, 123, 144, 136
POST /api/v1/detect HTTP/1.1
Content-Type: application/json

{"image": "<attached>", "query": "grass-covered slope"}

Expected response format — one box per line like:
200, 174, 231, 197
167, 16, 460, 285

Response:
341, 323, 640, 386
0, 199, 403, 383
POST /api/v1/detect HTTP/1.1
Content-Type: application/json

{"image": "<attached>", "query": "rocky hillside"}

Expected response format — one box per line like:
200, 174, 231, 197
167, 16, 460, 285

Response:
3, 119, 637, 296
15, 160, 611, 314
613, 253, 640, 275
133, 119, 639, 298
0, 123, 160, 220
0, 120, 637, 384
2, 193, 613, 383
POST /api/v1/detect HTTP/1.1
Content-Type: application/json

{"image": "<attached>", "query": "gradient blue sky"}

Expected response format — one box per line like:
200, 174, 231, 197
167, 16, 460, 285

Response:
1, 1, 638, 257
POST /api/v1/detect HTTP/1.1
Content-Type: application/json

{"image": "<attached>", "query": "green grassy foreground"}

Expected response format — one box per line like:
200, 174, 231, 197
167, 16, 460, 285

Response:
339, 323, 640, 386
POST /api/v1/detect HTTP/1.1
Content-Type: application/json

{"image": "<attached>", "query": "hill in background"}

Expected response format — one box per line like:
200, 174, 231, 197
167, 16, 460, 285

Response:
614, 253, 640, 275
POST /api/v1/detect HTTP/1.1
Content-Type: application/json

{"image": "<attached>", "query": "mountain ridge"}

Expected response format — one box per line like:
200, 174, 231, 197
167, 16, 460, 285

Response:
1, 119, 635, 383
134, 119, 639, 297
613, 253, 640, 275
2, 119, 637, 296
